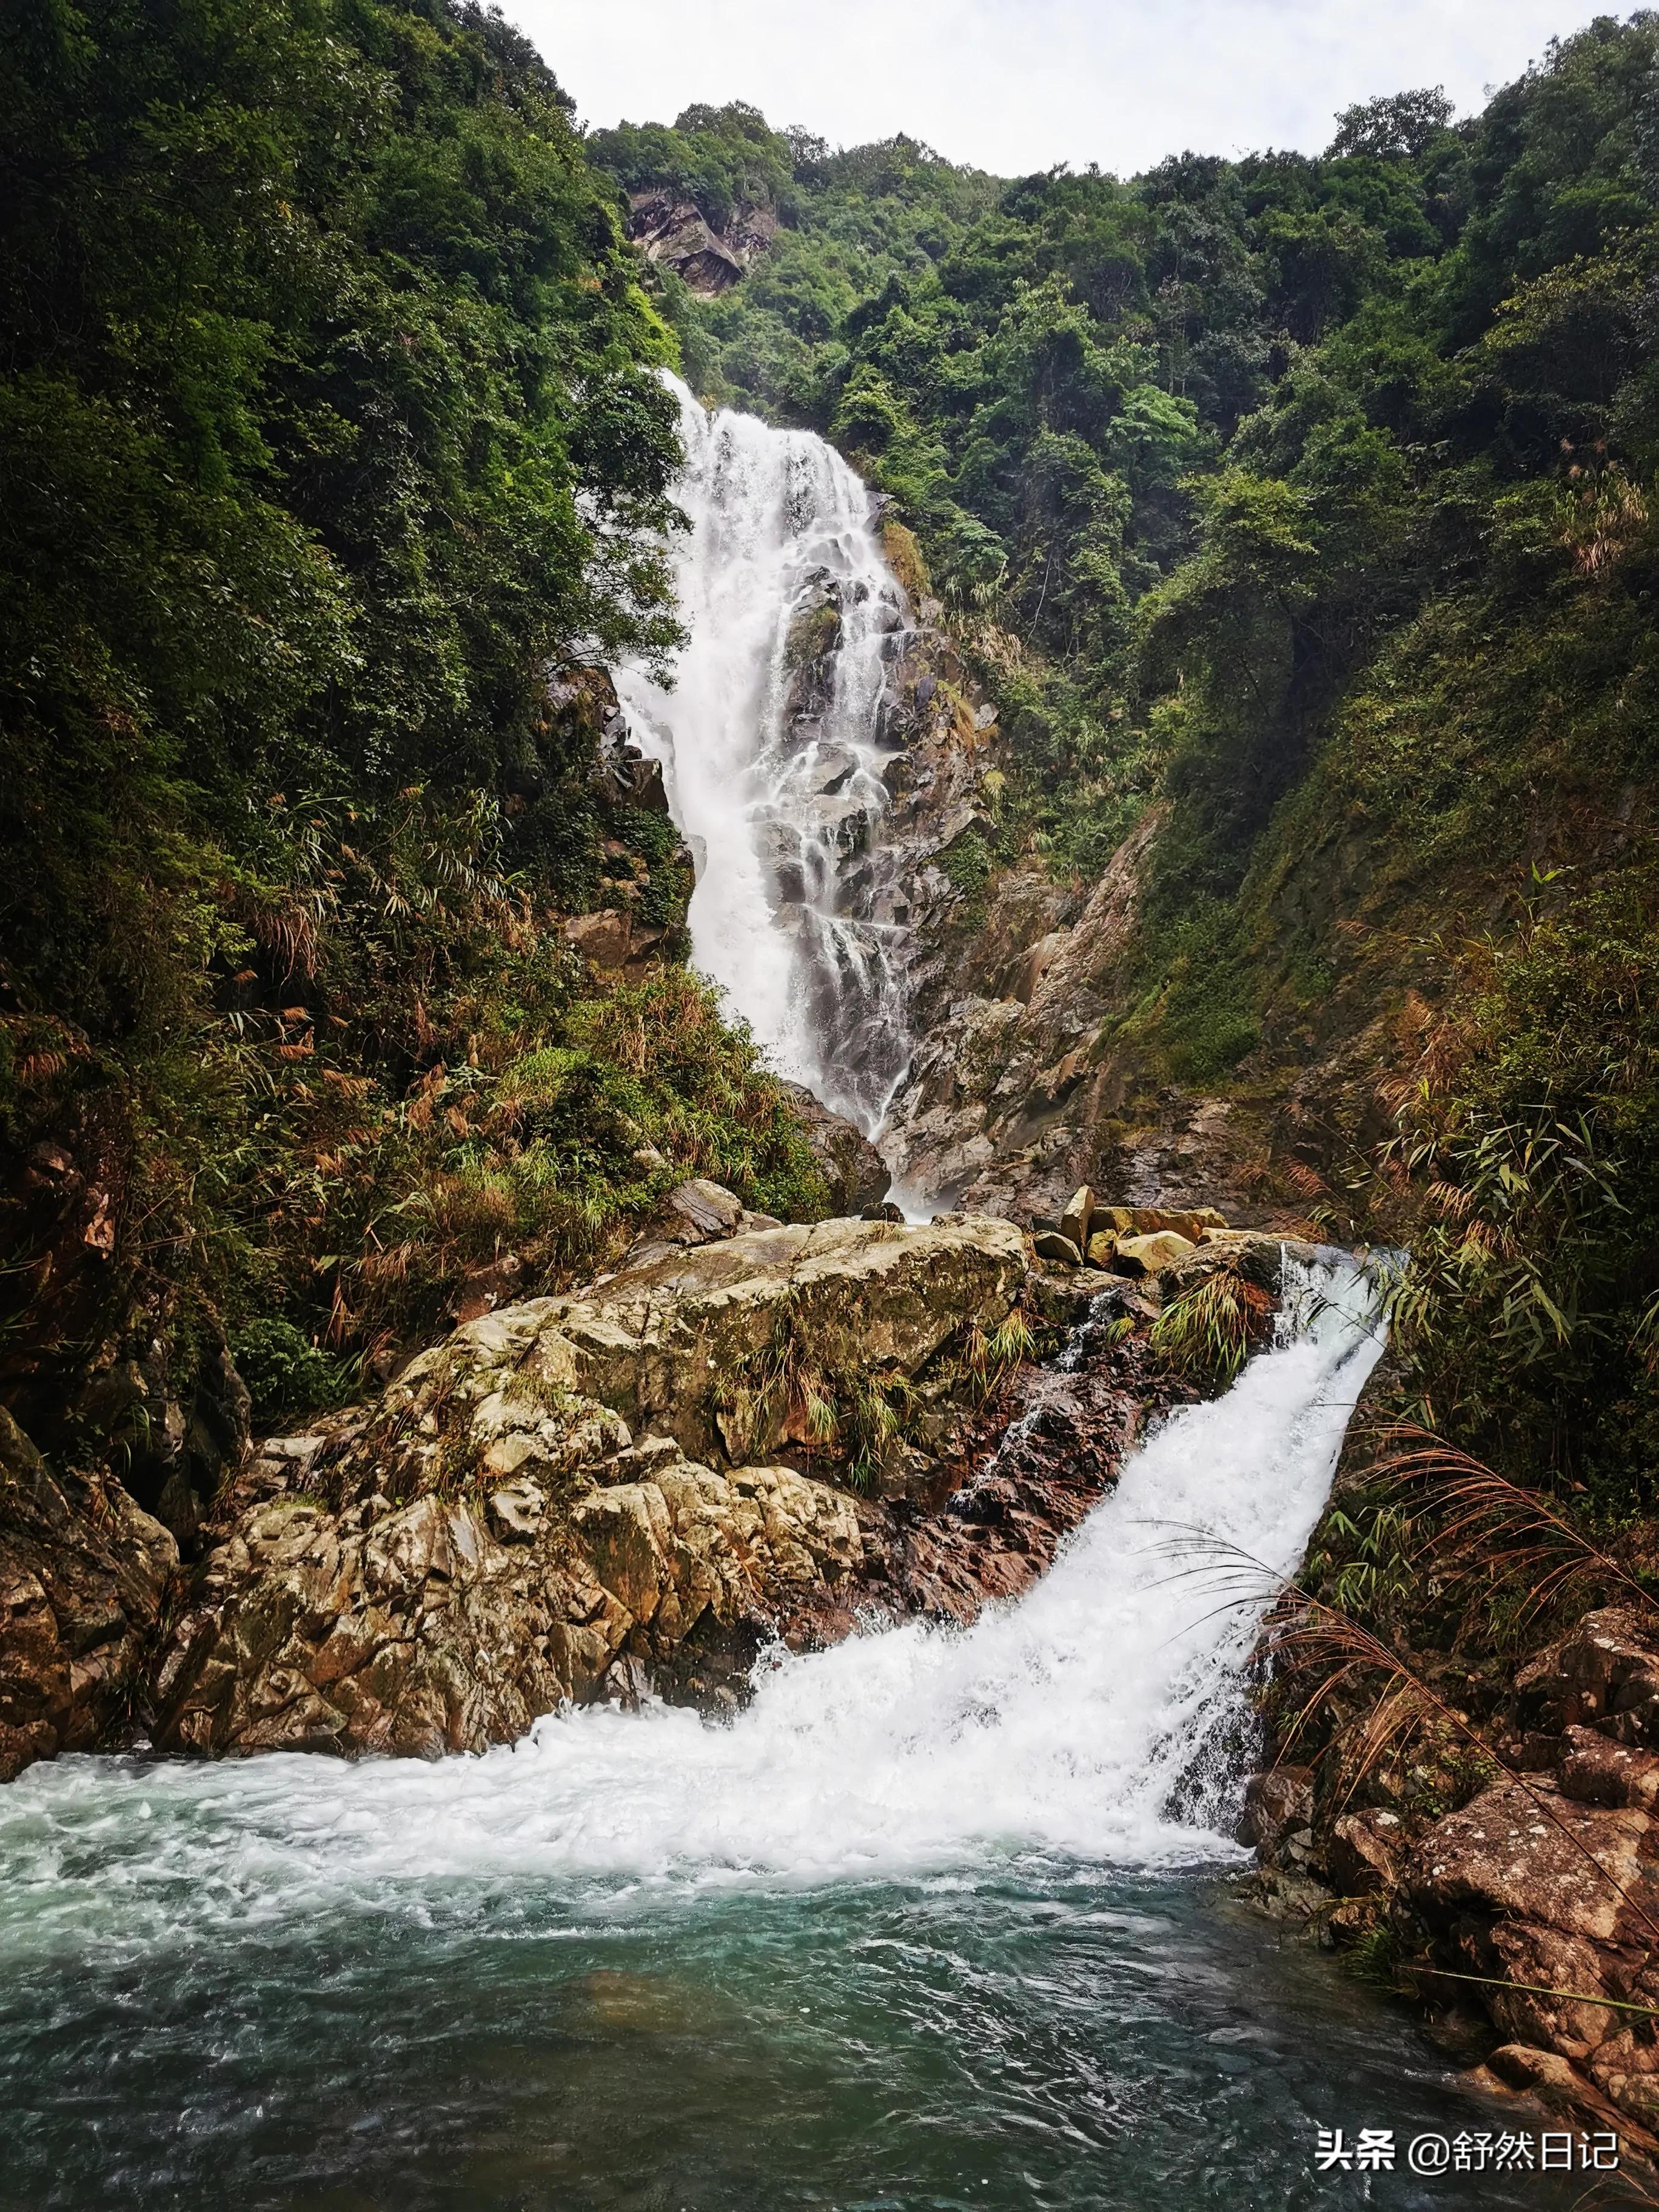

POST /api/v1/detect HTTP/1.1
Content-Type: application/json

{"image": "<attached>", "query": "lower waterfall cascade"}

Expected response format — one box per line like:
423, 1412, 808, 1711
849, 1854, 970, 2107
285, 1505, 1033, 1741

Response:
4, 1258, 1384, 1901
0, 1256, 1577, 2210
612, 375, 918, 1136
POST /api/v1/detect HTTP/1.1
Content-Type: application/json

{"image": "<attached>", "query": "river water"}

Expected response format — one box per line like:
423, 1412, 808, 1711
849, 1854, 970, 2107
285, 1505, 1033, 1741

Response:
0, 1267, 1578, 2208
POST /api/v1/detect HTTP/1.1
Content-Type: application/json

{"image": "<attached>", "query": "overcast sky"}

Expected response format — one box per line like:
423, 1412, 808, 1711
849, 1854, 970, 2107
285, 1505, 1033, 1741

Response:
505, 0, 1616, 175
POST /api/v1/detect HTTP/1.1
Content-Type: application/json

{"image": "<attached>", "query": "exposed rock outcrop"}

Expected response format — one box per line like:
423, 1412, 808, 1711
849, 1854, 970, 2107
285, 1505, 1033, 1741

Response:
148, 1215, 1037, 1757
1245, 1600, 1659, 2155
0, 1406, 176, 1781
879, 803, 1295, 1226
628, 190, 777, 295
778, 1082, 889, 1213
563, 907, 671, 972
885, 813, 1159, 1216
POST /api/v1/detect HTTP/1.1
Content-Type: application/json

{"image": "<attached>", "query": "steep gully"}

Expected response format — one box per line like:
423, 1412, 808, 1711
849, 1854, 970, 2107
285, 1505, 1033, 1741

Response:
0, 389, 1617, 2196
604, 384, 1659, 2160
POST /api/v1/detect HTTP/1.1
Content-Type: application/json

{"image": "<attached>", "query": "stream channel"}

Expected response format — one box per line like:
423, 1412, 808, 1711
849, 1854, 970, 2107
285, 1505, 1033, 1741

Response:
0, 1267, 1577, 2210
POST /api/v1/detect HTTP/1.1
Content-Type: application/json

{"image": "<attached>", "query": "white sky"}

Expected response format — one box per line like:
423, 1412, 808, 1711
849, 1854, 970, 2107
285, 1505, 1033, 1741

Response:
506, 0, 1617, 175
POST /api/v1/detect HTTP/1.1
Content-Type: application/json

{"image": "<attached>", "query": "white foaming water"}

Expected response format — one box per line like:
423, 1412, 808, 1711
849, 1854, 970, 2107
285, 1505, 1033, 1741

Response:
614, 377, 914, 1133
0, 1261, 1384, 1949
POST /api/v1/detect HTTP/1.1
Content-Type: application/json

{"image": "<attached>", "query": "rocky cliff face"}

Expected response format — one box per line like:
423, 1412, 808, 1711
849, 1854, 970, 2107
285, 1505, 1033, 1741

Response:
149, 1213, 1031, 1755
873, 671, 1292, 1229
628, 190, 777, 295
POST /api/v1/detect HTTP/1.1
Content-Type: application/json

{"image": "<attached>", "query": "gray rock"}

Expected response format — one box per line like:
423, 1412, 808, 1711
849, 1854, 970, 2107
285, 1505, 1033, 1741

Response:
666, 1178, 745, 1242
778, 1081, 888, 1213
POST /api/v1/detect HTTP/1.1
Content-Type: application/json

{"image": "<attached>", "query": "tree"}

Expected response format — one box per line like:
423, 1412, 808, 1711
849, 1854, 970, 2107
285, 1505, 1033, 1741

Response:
1329, 86, 1455, 162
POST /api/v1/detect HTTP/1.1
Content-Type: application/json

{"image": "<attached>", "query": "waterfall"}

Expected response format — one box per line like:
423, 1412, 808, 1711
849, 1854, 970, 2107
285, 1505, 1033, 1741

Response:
612, 377, 916, 1136
0, 1257, 1386, 1914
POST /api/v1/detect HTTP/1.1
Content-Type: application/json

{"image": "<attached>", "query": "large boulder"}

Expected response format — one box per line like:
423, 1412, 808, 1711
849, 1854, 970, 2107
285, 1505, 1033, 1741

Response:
1403, 1775, 1653, 1945
1516, 1607, 1659, 1745
779, 1082, 889, 1215
150, 1438, 863, 1757
149, 1214, 1030, 1759
1113, 1230, 1197, 1278
0, 1405, 176, 1780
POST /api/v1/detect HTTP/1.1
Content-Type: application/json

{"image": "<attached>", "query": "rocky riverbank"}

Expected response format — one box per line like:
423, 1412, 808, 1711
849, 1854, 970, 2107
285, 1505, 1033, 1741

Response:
1244, 1520, 1659, 2156
3, 1185, 1300, 1776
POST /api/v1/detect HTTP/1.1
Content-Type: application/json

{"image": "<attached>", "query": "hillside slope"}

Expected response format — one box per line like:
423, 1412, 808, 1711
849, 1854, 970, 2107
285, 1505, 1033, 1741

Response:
0, 0, 836, 1558
594, 26, 1659, 1504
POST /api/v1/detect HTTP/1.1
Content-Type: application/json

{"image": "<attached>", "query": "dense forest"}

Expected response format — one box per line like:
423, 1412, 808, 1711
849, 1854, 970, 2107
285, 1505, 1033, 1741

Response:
594, 28, 1659, 1527
0, 0, 829, 1514
8, 5, 1659, 2164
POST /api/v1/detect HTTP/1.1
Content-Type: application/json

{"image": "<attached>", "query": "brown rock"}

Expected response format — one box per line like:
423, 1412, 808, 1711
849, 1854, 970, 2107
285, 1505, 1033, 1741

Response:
1587, 2029, 1659, 2134
1561, 1724, 1659, 1811
1032, 1230, 1082, 1267
1326, 1807, 1404, 1894
1059, 1186, 1095, 1252
1475, 1919, 1625, 2057
1403, 1777, 1654, 1942
0, 1406, 177, 1781
1517, 1609, 1659, 1746
1094, 1204, 1225, 1241
563, 908, 667, 973
1481, 2040, 1659, 2152
1237, 1765, 1313, 1854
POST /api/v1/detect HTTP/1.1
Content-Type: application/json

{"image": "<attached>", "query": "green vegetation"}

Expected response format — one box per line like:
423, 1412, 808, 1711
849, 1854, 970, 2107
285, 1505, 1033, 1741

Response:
595, 23, 1659, 1511
1150, 1264, 1274, 1386
589, 88, 1475, 870
5, 0, 1659, 1552
0, 0, 825, 1504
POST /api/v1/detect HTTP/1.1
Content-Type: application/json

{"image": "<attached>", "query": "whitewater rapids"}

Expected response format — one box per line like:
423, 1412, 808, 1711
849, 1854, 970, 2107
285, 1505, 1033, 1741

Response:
0, 1259, 1385, 1946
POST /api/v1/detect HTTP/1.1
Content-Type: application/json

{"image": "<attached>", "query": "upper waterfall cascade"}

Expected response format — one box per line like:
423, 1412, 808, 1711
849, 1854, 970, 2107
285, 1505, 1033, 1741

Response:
613, 377, 917, 1136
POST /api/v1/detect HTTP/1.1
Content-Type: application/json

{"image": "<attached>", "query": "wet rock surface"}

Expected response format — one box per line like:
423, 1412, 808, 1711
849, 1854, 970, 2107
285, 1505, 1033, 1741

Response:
141, 1213, 1201, 1761
777, 1082, 889, 1215
1244, 1600, 1659, 2154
